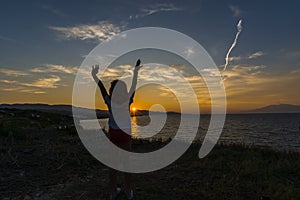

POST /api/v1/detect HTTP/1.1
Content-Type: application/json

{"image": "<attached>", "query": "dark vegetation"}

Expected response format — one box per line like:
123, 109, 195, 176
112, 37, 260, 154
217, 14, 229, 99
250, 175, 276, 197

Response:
0, 108, 299, 200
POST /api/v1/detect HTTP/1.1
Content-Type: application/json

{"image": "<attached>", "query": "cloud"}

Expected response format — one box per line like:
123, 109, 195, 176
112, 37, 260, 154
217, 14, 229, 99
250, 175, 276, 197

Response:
141, 3, 181, 15
219, 64, 300, 111
228, 51, 265, 62
225, 65, 266, 75
221, 65, 270, 103
102, 68, 123, 77
19, 89, 46, 94
130, 3, 182, 19
49, 21, 122, 42
0, 35, 18, 43
21, 75, 61, 89
228, 56, 242, 61
42, 5, 68, 18
0, 86, 23, 92
0, 80, 18, 84
1, 75, 62, 89
0, 63, 85, 95
248, 51, 265, 59
0, 64, 78, 80
184, 47, 195, 58
0, 69, 29, 76
0, 79, 49, 94
0, 86, 46, 94
31, 64, 78, 74
290, 68, 300, 74
229, 5, 243, 17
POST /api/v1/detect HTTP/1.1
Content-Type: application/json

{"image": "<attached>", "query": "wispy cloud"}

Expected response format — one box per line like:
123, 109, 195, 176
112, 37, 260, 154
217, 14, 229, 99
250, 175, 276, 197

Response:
184, 47, 195, 58
228, 56, 242, 61
42, 5, 68, 18
1, 75, 61, 89
0, 80, 18, 84
0, 85, 46, 94
0, 64, 70, 94
290, 68, 300, 74
0, 86, 23, 92
222, 65, 266, 79
220, 64, 300, 107
21, 75, 61, 89
228, 51, 265, 61
31, 64, 78, 74
19, 89, 46, 94
248, 51, 265, 59
229, 5, 243, 17
49, 21, 122, 42
130, 3, 182, 19
141, 3, 182, 15
0, 76, 60, 94
0, 69, 29, 76
0, 35, 18, 43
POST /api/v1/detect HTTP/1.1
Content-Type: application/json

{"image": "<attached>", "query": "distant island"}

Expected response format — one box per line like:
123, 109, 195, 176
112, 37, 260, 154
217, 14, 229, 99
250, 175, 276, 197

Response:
244, 104, 300, 113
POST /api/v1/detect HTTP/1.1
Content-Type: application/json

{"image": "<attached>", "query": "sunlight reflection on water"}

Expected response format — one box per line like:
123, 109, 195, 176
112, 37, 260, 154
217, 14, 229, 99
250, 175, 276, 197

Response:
80, 113, 300, 151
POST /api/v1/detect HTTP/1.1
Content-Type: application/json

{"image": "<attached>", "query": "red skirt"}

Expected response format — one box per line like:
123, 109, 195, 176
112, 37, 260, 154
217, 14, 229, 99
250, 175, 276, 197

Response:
108, 127, 132, 144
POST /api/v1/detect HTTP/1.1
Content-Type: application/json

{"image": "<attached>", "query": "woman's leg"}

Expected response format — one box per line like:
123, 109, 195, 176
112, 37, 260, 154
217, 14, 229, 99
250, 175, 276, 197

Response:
108, 132, 117, 194
124, 172, 132, 193
109, 168, 117, 193
118, 141, 132, 193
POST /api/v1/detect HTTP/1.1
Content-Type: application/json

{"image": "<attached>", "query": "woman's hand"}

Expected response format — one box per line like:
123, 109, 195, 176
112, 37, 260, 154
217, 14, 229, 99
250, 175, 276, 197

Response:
134, 59, 142, 72
135, 59, 141, 67
91, 65, 99, 76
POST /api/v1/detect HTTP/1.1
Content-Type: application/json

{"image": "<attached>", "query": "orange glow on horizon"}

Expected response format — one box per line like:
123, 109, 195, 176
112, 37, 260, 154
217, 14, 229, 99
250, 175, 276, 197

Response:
132, 107, 137, 112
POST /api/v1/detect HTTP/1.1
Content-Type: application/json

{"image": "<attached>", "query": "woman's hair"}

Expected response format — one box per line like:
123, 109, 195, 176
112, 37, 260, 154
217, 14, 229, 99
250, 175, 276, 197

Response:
109, 80, 128, 101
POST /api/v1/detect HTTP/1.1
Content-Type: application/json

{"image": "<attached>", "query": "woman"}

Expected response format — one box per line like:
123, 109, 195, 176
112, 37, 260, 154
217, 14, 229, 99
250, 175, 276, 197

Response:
91, 59, 142, 200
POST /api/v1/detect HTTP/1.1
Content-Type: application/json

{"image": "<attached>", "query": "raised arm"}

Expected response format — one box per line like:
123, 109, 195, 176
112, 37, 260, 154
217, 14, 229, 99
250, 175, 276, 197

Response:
91, 65, 109, 100
128, 59, 142, 99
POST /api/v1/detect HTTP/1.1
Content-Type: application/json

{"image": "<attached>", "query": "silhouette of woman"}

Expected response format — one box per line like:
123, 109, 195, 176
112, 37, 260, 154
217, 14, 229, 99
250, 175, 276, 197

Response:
91, 59, 142, 200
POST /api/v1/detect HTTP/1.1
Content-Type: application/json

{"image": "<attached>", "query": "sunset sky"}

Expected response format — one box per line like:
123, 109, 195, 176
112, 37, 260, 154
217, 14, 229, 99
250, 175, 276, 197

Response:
0, 0, 299, 113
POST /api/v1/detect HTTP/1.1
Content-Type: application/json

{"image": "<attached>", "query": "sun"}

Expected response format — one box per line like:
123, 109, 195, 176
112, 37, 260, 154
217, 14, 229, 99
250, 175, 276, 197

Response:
131, 106, 137, 116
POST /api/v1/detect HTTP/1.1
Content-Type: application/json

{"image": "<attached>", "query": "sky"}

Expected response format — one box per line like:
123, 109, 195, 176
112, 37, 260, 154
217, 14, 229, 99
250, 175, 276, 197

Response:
0, 0, 300, 113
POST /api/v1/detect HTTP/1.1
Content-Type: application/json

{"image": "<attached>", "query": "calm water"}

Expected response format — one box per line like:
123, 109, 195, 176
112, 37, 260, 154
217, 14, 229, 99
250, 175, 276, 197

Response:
80, 113, 300, 151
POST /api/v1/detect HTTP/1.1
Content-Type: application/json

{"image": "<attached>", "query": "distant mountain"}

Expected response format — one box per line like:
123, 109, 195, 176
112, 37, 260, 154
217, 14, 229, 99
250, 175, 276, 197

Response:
245, 104, 300, 113
0, 103, 108, 119
0, 103, 181, 118
0, 103, 72, 111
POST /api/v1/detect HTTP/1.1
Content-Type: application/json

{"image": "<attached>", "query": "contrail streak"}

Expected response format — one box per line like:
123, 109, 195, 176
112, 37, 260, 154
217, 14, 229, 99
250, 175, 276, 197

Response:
223, 19, 242, 71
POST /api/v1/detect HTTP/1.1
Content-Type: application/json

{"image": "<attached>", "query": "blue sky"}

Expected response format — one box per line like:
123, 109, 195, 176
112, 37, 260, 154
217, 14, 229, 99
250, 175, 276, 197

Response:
0, 0, 299, 111
1, 0, 299, 68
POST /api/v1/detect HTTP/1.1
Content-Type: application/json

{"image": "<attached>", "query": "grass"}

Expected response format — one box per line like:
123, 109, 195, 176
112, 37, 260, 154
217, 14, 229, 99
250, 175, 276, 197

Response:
0, 108, 299, 199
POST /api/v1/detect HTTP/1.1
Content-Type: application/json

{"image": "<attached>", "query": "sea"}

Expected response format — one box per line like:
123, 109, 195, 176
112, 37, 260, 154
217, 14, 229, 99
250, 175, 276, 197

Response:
80, 113, 300, 152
